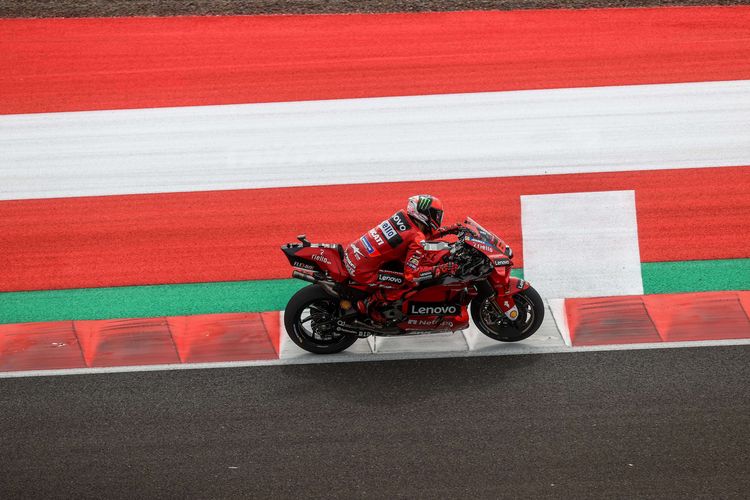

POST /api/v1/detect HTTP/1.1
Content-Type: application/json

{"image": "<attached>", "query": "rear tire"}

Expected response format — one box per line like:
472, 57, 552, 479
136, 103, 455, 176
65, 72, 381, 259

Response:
470, 286, 545, 342
284, 285, 358, 354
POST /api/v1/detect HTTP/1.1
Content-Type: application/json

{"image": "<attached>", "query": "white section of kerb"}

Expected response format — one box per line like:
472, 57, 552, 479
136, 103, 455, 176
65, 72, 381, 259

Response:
370, 331, 469, 354
521, 190, 644, 299
548, 299, 572, 347
1, 80, 750, 200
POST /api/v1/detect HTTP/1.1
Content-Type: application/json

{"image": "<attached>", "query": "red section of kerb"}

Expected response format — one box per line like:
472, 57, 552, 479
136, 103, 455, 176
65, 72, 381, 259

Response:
0, 321, 85, 371
260, 312, 281, 356
739, 292, 750, 318
74, 318, 180, 367
1, 165, 747, 292
167, 313, 277, 363
2, 7, 750, 114
565, 296, 661, 346
566, 291, 750, 346
0, 313, 280, 373
644, 292, 750, 341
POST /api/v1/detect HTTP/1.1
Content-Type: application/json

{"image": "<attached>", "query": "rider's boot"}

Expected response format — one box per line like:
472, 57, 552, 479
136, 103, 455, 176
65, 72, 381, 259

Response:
356, 290, 387, 322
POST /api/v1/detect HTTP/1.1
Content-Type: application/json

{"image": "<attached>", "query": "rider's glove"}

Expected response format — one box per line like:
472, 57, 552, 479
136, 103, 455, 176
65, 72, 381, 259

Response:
437, 223, 479, 239
435, 223, 463, 236
434, 262, 459, 278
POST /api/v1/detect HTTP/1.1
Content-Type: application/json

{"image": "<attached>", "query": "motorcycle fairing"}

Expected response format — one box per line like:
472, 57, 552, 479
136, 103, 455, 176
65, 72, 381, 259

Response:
465, 237, 499, 254
397, 312, 470, 332
281, 243, 349, 282
396, 283, 475, 331
509, 277, 531, 293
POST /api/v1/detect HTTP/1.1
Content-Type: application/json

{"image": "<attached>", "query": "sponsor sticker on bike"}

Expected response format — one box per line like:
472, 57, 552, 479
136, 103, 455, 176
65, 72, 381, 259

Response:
311, 249, 332, 265
407, 317, 440, 327
468, 237, 495, 253
408, 302, 460, 315
291, 259, 316, 271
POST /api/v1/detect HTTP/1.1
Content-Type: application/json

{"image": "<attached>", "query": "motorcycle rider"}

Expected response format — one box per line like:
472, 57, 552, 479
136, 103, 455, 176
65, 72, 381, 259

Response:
343, 194, 461, 315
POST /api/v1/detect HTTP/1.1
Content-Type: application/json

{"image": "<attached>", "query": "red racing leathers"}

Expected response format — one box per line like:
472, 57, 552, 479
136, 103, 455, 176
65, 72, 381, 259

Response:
344, 210, 450, 301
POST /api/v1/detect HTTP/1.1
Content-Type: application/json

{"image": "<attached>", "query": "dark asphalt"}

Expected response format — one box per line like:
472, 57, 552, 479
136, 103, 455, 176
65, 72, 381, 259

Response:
2, 0, 749, 18
1, 346, 749, 498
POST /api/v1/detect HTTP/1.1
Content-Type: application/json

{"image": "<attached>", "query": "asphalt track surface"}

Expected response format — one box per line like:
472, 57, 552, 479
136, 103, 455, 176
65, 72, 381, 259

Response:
1, 346, 748, 498
1, 0, 748, 17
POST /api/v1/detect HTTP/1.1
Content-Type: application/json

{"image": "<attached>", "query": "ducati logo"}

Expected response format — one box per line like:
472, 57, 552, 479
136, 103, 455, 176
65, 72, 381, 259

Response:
369, 229, 385, 246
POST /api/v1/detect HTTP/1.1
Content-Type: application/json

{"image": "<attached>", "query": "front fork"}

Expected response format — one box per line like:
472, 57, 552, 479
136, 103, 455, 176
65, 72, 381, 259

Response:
480, 274, 530, 321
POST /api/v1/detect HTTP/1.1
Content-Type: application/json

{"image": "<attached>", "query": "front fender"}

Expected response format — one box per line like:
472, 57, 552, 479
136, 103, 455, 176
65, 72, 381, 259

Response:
507, 277, 530, 294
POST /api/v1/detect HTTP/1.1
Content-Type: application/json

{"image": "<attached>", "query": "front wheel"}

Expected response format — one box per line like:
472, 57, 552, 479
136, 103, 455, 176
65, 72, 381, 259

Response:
284, 285, 358, 354
470, 286, 545, 342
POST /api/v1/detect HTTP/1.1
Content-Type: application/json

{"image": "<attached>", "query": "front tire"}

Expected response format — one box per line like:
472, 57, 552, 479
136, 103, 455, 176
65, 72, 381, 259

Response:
470, 286, 545, 342
284, 285, 358, 354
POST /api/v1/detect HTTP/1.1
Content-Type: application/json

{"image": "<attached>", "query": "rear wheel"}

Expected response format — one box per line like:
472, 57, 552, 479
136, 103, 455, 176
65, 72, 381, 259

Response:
284, 285, 358, 354
470, 286, 545, 342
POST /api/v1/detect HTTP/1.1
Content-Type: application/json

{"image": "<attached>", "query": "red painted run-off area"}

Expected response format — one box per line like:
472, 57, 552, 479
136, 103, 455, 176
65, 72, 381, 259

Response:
0, 312, 280, 372
566, 291, 750, 346
2, 7, 750, 114
0, 166, 748, 292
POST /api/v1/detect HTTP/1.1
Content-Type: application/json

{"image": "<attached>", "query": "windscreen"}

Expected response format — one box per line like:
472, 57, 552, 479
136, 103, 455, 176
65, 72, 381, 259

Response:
464, 217, 500, 247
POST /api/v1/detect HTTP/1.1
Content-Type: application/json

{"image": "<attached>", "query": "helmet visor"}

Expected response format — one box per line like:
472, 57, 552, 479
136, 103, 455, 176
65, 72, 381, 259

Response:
427, 207, 444, 230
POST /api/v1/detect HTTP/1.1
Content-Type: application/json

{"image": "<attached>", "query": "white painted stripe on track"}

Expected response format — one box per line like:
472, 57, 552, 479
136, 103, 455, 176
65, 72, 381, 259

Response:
2, 339, 748, 379
1, 80, 749, 201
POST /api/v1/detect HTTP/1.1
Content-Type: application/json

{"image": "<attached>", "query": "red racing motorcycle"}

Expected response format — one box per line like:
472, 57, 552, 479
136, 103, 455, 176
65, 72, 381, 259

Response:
281, 217, 544, 354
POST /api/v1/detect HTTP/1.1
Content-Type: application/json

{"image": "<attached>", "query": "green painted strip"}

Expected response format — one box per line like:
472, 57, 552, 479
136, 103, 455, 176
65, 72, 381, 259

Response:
642, 258, 750, 294
0, 260, 746, 325
0, 279, 307, 325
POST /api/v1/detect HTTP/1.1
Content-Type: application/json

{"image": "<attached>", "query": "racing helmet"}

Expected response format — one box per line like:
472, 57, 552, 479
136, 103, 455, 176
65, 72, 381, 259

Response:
406, 195, 444, 233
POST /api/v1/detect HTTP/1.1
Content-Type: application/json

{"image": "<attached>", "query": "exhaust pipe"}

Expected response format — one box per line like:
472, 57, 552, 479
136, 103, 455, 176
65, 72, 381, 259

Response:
291, 270, 339, 298
292, 270, 318, 284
